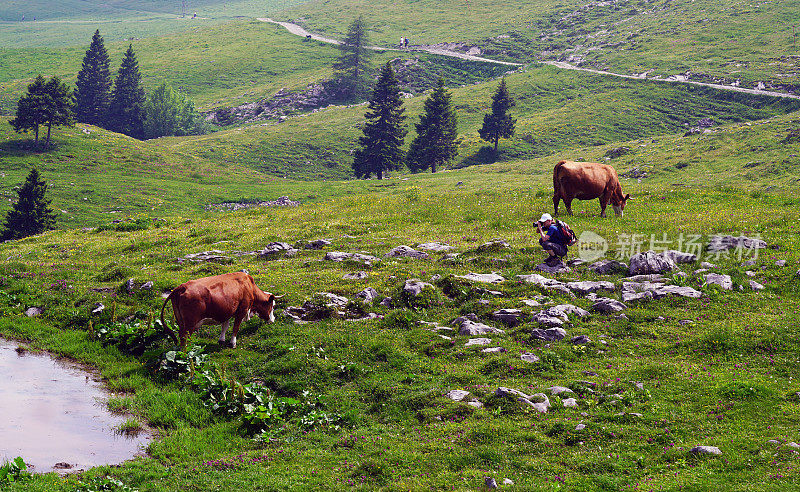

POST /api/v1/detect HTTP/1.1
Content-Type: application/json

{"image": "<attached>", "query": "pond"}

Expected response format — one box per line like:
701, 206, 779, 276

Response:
0, 338, 151, 473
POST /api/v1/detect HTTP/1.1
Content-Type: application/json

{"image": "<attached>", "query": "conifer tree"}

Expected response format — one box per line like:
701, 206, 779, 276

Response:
9, 75, 48, 146
352, 62, 406, 179
1, 168, 57, 241
332, 16, 373, 101
108, 44, 146, 139
406, 79, 460, 173
143, 83, 203, 139
478, 78, 516, 152
42, 77, 75, 147
74, 30, 112, 126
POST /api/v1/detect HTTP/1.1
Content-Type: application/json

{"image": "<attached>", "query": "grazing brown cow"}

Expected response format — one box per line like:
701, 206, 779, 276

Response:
160, 272, 279, 350
552, 160, 631, 217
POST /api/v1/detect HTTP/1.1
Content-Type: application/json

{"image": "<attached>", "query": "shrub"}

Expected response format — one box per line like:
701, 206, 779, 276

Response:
0, 457, 30, 486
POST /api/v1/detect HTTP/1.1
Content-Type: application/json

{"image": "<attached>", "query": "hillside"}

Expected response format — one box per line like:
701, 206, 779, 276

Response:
281, 0, 800, 92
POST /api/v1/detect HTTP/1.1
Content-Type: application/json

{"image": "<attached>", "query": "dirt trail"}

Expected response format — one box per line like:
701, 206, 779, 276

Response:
260, 18, 799, 100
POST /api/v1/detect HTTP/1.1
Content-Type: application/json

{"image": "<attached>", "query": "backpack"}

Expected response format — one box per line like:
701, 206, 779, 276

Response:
555, 220, 578, 246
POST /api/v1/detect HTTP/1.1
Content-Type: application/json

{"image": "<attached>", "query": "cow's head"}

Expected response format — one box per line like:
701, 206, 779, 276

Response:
611, 194, 631, 217
254, 293, 281, 323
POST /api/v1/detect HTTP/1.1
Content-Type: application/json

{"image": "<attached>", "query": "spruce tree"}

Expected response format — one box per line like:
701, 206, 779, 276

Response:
406, 79, 460, 173
42, 76, 75, 147
9, 75, 48, 146
352, 62, 406, 179
1, 168, 58, 241
108, 44, 146, 139
332, 16, 373, 101
478, 78, 516, 152
74, 30, 112, 127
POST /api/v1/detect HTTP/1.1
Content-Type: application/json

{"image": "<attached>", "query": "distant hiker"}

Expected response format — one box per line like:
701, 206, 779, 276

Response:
404, 37, 409, 48
192, 12, 197, 18
400, 37, 406, 49
537, 213, 575, 266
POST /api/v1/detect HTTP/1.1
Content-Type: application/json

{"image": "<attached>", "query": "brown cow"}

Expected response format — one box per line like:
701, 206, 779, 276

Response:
552, 160, 631, 217
160, 272, 279, 350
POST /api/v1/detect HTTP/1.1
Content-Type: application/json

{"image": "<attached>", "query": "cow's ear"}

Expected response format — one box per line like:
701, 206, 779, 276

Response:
624, 193, 631, 201
268, 293, 276, 303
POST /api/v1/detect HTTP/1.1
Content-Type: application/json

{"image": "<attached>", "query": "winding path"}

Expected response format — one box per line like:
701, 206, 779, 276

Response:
259, 18, 800, 100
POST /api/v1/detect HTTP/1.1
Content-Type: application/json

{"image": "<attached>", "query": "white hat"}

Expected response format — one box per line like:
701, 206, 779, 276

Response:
538, 213, 553, 223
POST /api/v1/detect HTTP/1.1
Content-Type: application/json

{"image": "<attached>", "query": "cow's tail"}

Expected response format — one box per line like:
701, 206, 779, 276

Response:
160, 290, 180, 346
553, 160, 567, 195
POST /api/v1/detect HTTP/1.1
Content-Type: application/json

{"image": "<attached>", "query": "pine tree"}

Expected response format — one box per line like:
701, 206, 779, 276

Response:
406, 79, 460, 173
9, 75, 74, 148
9, 75, 48, 146
1, 168, 58, 241
108, 44, 146, 139
42, 76, 75, 147
74, 29, 112, 127
332, 16, 373, 101
352, 62, 406, 179
478, 78, 516, 152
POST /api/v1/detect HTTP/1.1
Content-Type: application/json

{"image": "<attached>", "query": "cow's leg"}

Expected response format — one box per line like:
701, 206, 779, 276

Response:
599, 196, 608, 218
217, 319, 231, 346
228, 316, 245, 349
564, 198, 574, 216
553, 194, 560, 216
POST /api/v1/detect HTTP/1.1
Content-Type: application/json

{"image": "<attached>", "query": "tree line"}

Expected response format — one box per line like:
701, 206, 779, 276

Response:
10, 30, 204, 147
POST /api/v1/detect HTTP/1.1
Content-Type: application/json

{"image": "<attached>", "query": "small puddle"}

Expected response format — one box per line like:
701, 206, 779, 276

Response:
0, 338, 151, 473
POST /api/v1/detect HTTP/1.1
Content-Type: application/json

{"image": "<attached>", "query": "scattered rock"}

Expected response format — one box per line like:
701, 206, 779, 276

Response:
453, 315, 506, 336
517, 274, 575, 297
566, 281, 615, 295
491, 309, 524, 326
476, 239, 510, 253
700, 262, 716, 269
703, 273, 733, 290
521, 299, 543, 307
324, 251, 379, 265
536, 261, 571, 274
484, 477, 498, 489
503, 479, 514, 486
591, 298, 627, 313
707, 235, 767, 252
124, 278, 136, 293
571, 335, 592, 345
575, 424, 586, 431
690, 446, 722, 456
356, 287, 379, 302
298, 239, 331, 250
403, 279, 435, 297
548, 386, 575, 396
91, 303, 105, 315
385, 245, 430, 259
457, 272, 506, 284
531, 327, 567, 341
417, 242, 453, 252
496, 387, 530, 399
25, 306, 43, 317
466, 399, 483, 408
745, 270, 757, 277
545, 304, 590, 319
749, 280, 764, 291
678, 319, 694, 325
53, 462, 73, 470
604, 146, 631, 159
481, 347, 507, 354
520, 352, 540, 363
775, 260, 787, 267
628, 251, 677, 275
258, 242, 299, 260
342, 271, 368, 280
380, 297, 393, 307
446, 390, 470, 402
662, 249, 697, 264
587, 259, 628, 275
563, 398, 578, 408
787, 442, 800, 450
622, 274, 665, 283
465, 338, 492, 347
177, 250, 234, 263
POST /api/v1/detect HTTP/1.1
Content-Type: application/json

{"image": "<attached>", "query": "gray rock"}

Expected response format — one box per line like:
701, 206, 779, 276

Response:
690, 446, 722, 456
491, 309, 524, 326
476, 239, 510, 253
379, 297, 393, 307
622, 274, 665, 283
531, 327, 567, 341
124, 278, 135, 293
775, 260, 787, 267
466, 399, 483, 408
662, 249, 697, 264
745, 270, 757, 277
258, 242, 298, 260
342, 271, 368, 280
566, 280, 616, 295
140, 281, 153, 290
536, 261, 571, 274
481, 347, 506, 354
91, 303, 105, 315
704, 273, 733, 290
521, 298, 544, 307
516, 274, 575, 297
749, 280, 764, 291
628, 251, 678, 275
531, 312, 565, 327
592, 298, 627, 313
484, 477, 498, 489
446, 390, 470, 402
496, 387, 530, 400
545, 304, 590, 319
503, 479, 514, 486
571, 335, 592, 345
465, 338, 492, 347
621, 290, 654, 303
457, 272, 505, 284
707, 235, 767, 252
742, 259, 757, 267
563, 398, 578, 408
315, 292, 348, 308
652, 285, 702, 298
548, 386, 574, 396
700, 262, 716, 269
678, 319, 694, 325
303, 239, 331, 249
693, 268, 709, 275
587, 259, 628, 274
416, 242, 453, 252
766, 439, 780, 445
178, 250, 233, 264
385, 245, 430, 259
25, 306, 43, 317
356, 287, 379, 302
403, 279, 435, 296
787, 442, 800, 450
575, 423, 586, 431
324, 251, 379, 265
520, 352, 540, 363
453, 316, 505, 336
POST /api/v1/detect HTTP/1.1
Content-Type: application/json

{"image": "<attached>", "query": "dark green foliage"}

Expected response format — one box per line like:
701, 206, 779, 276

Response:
332, 16, 373, 101
478, 78, 516, 151
0, 167, 57, 241
0, 457, 30, 486
95, 319, 174, 357
73, 475, 137, 492
108, 44, 146, 139
407, 79, 460, 173
143, 83, 204, 139
352, 62, 407, 179
74, 29, 112, 126
9, 75, 74, 147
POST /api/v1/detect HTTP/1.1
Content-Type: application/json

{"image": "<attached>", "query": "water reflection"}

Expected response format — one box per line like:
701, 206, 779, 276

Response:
0, 338, 151, 473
